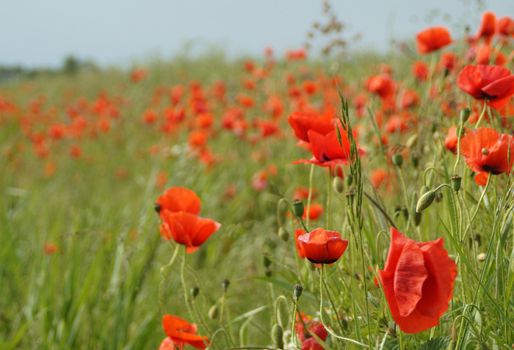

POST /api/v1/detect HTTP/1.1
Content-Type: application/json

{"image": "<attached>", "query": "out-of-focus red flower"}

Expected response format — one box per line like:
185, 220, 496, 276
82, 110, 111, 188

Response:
302, 203, 323, 221
412, 61, 429, 81
416, 26, 452, 54
295, 313, 328, 350
474, 172, 490, 186
130, 68, 147, 83
439, 52, 457, 72
460, 127, 514, 174
475, 11, 497, 44
498, 16, 514, 36
296, 228, 348, 264
162, 314, 209, 349
444, 126, 459, 154
370, 168, 390, 189
44, 243, 59, 255
400, 90, 420, 109
378, 228, 457, 334
366, 75, 396, 99
156, 187, 201, 215
457, 65, 514, 109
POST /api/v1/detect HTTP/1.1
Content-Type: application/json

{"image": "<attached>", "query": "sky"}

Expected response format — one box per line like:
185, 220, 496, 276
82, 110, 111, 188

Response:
1, 0, 512, 68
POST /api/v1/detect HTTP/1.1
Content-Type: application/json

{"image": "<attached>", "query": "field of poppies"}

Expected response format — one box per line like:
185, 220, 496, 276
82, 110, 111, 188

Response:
1, 9, 514, 350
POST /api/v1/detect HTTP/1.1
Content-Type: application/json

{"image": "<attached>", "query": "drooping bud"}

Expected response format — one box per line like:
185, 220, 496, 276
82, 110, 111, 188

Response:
392, 153, 403, 167
208, 305, 219, 320
263, 256, 272, 268
451, 175, 462, 192
190, 286, 200, 298
292, 200, 304, 218
278, 227, 289, 242
416, 189, 436, 213
345, 173, 353, 187
271, 324, 284, 349
332, 176, 344, 193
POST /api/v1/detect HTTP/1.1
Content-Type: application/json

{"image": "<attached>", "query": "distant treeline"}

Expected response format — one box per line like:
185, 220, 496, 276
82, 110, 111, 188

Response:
0, 56, 98, 83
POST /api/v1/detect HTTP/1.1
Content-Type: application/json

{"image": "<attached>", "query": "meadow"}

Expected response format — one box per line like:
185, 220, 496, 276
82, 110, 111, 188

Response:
1, 11, 513, 350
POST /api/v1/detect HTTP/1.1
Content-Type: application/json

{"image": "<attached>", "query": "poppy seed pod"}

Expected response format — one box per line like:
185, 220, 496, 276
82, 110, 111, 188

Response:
271, 324, 284, 349
292, 200, 304, 218
451, 175, 462, 192
332, 176, 344, 193
293, 284, 303, 300
416, 189, 436, 212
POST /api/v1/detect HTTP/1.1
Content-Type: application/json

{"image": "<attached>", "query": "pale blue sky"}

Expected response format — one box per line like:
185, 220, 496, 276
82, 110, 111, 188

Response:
1, 0, 512, 67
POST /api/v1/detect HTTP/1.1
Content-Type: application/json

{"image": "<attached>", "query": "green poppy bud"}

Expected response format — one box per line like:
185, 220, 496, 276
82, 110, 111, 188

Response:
416, 190, 436, 213
271, 324, 284, 349
292, 200, 304, 218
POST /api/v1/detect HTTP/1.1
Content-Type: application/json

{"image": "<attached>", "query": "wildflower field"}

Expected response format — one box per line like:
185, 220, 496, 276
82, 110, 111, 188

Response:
1, 8, 514, 350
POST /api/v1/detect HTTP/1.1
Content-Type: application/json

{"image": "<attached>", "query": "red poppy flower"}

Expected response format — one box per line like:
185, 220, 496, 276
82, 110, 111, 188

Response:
288, 111, 335, 143
460, 127, 514, 174
457, 65, 514, 109
378, 228, 457, 334
296, 228, 348, 264
444, 126, 459, 154
366, 75, 396, 99
412, 61, 429, 81
155, 187, 201, 215
294, 121, 354, 170
159, 211, 220, 253
302, 203, 324, 221
475, 11, 497, 44
416, 26, 452, 54
162, 314, 209, 349
498, 16, 514, 36
295, 313, 328, 350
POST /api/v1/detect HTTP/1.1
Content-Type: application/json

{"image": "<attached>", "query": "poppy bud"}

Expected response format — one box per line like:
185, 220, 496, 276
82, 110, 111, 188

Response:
416, 189, 436, 212
392, 153, 403, 167
332, 176, 344, 193
420, 185, 429, 196
263, 255, 272, 268
190, 286, 199, 298
412, 194, 421, 226
208, 305, 219, 320
435, 191, 443, 202
278, 227, 289, 241
293, 284, 303, 300
154, 203, 162, 213
460, 107, 471, 123
292, 200, 304, 218
451, 175, 462, 192
411, 152, 419, 168
271, 324, 284, 349
345, 173, 353, 186
222, 279, 230, 293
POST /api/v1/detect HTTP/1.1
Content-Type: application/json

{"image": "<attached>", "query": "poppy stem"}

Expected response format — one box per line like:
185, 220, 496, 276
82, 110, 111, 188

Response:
306, 164, 315, 228
158, 243, 180, 311
318, 266, 369, 348
474, 102, 488, 128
